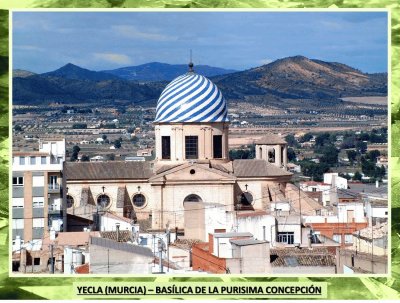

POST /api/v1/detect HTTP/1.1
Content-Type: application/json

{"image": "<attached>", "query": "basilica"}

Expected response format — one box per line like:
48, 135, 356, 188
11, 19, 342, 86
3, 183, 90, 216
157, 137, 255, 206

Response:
65, 63, 293, 241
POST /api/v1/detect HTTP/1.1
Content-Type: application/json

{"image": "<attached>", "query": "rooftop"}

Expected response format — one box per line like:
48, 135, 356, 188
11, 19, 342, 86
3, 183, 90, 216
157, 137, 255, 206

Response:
353, 222, 388, 241
255, 133, 287, 145
270, 247, 335, 267
230, 239, 268, 246
90, 236, 153, 257
65, 161, 153, 180
233, 159, 292, 178
213, 232, 253, 238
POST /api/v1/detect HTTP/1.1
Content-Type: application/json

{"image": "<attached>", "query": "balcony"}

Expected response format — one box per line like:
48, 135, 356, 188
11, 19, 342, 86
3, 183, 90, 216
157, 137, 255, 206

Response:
48, 205, 62, 215
48, 184, 61, 193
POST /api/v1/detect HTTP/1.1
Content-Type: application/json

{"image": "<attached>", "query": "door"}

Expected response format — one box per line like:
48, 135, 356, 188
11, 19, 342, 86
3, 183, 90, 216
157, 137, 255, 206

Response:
347, 210, 354, 223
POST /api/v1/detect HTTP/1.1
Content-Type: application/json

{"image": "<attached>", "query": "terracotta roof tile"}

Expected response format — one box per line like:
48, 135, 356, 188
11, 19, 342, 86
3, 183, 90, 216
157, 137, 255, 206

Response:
271, 247, 335, 267
233, 159, 292, 178
65, 161, 153, 180
255, 133, 287, 145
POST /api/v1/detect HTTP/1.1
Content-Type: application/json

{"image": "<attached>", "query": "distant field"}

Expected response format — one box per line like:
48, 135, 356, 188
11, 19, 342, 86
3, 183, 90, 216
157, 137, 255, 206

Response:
341, 96, 387, 105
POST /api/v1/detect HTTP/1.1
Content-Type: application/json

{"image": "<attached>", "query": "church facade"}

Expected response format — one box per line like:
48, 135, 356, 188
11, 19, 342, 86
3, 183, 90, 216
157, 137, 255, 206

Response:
65, 64, 293, 241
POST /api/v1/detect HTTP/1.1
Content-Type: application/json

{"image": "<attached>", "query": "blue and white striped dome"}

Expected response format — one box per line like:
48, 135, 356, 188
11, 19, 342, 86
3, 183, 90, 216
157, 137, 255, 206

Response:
154, 72, 229, 123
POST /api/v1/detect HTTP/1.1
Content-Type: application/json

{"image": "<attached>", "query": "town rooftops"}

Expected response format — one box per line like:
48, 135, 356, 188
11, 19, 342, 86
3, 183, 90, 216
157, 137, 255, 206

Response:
233, 159, 292, 178
353, 222, 388, 241
90, 236, 153, 257
101, 230, 133, 243
368, 199, 388, 207
230, 239, 268, 246
270, 247, 335, 267
337, 189, 359, 200
213, 232, 253, 238
65, 161, 154, 180
255, 133, 287, 145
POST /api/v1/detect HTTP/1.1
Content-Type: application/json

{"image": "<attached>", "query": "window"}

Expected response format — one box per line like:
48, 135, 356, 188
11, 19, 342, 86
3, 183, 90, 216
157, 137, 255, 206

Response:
277, 232, 294, 244
97, 194, 111, 209
12, 219, 24, 229
185, 136, 198, 159
33, 218, 44, 228
12, 198, 24, 208
41, 156, 47, 164
184, 194, 202, 203
33, 197, 44, 208
30, 157, 36, 165
213, 135, 223, 158
57, 157, 63, 164
13, 177, 24, 186
268, 149, 275, 163
132, 194, 146, 208
33, 258, 40, 266
345, 234, 353, 244
66, 195, 74, 208
312, 188, 317, 192
19, 157, 25, 165
161, 136, 171, 160
240, 192, 253, 205
333, 234, 342, 243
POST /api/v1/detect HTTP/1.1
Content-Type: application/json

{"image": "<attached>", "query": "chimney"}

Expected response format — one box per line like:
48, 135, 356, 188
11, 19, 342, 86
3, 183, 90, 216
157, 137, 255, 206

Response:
116, 223, 120, 242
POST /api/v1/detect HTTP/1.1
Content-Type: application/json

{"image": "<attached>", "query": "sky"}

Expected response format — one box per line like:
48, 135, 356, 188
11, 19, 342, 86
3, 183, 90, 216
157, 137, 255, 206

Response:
13, 11, 388, 74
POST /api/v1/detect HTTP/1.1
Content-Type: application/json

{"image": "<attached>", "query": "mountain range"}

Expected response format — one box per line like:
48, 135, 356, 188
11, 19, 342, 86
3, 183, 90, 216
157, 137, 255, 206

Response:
12, 56, 387, 107
101, 62, 237, 81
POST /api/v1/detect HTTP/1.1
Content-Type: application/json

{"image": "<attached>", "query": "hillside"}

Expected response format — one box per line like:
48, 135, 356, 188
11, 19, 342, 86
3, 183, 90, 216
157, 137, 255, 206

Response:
213, 56, 387, 101
12, 56, 387, 107
101, 62, 237, 81
13, 69, 36, 78
41, 63, 121, 81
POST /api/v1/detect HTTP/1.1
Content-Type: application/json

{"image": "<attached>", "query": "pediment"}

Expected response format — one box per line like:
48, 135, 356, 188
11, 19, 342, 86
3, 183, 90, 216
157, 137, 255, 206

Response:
149, 162, 236, 183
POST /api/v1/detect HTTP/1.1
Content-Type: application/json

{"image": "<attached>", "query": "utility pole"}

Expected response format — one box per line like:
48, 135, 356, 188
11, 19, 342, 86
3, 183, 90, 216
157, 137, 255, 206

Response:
158, 239, 163, 273
107, 249, 110, 274
50, 244, 54, 274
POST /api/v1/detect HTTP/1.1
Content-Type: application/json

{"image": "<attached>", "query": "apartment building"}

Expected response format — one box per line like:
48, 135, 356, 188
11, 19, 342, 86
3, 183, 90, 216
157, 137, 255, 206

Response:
12, 139, 66, 270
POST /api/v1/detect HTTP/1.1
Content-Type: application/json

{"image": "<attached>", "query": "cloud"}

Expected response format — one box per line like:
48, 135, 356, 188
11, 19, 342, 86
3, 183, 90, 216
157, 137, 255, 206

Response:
14, 45, 44, 51
93, 53, 132, 65
111, 25, 177, 41
259, 58, 273, 65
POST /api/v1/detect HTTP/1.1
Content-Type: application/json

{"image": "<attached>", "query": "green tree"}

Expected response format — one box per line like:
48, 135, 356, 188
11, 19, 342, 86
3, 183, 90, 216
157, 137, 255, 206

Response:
346, 150, 357, 163
366, 150, 380, 162
300, 161, 330, 181
299, 133, 313, 143
72, 123, 87, 129
353, 171, 362, 181
102, 134, 107, 140
114, 140, 122, 149
14, 125, 22, 132
356, 141, 367, 154
319, 145, 339, 165
285, 134, 299, 148
287, 148, 296, 162
315, 133, 331, 146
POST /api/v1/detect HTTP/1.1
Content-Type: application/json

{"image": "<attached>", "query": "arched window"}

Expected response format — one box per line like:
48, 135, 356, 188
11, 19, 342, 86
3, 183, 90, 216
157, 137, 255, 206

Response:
268, 148, 275, 163
240, 192, 253, 205
97, 194, 110, 209
184, 194, 202, 203
132, 194, 146, 208
66, 195, 74, 208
